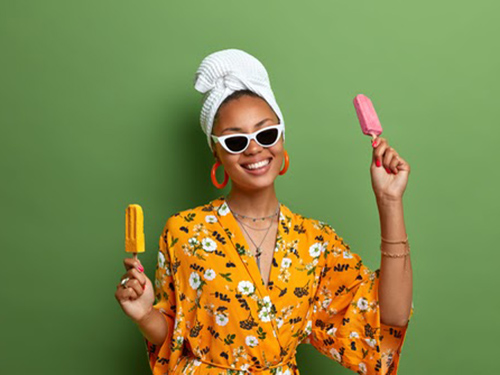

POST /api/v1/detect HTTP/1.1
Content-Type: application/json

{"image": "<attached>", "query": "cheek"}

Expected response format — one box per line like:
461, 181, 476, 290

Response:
221, 155, 241, 171
215, 146, 236, 166
268, 146, 284, 171
270, 143, 284, 157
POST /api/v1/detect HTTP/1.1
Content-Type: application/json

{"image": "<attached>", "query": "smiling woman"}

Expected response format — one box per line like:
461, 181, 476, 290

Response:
209, 92, 286, 189
115, 48, 413, 375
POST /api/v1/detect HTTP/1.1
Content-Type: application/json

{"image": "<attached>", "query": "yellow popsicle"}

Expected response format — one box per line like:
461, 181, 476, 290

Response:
125, 204, 145, 258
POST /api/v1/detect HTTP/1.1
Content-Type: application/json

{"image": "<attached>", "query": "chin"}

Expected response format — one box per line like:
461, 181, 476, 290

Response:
232, 175, 275, 190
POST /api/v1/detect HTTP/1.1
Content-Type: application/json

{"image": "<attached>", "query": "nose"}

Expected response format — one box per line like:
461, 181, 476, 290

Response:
245, 139, 262, 154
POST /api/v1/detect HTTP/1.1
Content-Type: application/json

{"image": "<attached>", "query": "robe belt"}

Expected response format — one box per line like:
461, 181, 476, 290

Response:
192, 352, 297, 373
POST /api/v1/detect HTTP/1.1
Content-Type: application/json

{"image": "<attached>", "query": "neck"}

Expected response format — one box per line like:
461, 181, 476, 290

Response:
225, 185, 279, 218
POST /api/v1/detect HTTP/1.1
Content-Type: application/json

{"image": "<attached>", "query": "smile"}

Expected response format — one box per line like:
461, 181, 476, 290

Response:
242, 158, 272, 171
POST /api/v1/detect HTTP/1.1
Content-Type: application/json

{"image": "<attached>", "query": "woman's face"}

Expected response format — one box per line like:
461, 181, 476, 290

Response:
211, 95, 284, 191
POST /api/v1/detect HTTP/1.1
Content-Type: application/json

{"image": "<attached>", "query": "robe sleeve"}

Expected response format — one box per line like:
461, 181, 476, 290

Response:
305, 225, 414, 374
144, 218, 183, 372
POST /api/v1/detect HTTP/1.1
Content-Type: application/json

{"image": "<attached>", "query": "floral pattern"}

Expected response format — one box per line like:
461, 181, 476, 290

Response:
145, 196, 414, 374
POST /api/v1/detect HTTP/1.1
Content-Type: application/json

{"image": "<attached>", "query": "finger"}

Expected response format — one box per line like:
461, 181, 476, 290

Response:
371, 136, 385, 148
123, 257, 143, 270
389, 156, 401, 174
115, 287, 125, 301
122, 287, 139, 301
372, 138, 388, 167
383, 147, 396, 174
125, 277, 145, 296
394, 156, 410, 173
386, 147, 401, 173
127, 268, 147, 289
382, 145, 394, 168
115, 284, 138, 302
123, 257, 144, 273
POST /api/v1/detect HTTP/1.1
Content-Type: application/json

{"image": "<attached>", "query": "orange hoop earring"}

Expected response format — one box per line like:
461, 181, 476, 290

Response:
279, 150, 289, 175
211, 161, 229, 189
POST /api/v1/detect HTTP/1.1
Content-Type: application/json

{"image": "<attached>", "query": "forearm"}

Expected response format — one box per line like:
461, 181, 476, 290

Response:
135, 307, 169, 346
376, 198, 413, 327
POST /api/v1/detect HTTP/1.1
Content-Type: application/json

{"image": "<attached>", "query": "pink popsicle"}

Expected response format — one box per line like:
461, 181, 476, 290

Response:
353, 94, 383, 141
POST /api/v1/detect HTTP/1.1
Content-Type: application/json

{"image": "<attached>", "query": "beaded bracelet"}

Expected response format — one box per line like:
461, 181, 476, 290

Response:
380, 235, 410, 258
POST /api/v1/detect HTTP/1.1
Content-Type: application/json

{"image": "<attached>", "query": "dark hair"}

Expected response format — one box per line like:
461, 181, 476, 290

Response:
213, 89, 262, 125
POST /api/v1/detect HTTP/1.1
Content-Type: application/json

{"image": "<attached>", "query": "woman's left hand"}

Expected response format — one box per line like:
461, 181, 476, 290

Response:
370, 137, 411, 201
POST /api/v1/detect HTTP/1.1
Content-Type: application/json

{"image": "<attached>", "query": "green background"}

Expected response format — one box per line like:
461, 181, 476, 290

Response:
1, 0, 498, 373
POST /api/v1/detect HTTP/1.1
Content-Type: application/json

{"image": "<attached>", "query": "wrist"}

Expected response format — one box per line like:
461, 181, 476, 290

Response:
134, 306, 154, 327
376, 194, 403, 207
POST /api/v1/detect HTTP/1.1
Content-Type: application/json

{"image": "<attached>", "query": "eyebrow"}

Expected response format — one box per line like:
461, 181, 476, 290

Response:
221, 118, 274, 134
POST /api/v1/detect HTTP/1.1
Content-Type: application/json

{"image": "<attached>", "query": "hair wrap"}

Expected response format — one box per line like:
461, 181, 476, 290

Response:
193, 48, 285, 152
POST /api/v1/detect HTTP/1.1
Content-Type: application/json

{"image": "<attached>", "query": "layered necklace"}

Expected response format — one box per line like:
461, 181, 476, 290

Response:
225, 198, 280, 272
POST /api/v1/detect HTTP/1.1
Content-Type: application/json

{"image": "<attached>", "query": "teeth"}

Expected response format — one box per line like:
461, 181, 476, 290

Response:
244, 158, 270, 170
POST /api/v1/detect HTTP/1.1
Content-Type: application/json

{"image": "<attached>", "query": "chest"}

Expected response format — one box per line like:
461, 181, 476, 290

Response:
238, 220, 279, 287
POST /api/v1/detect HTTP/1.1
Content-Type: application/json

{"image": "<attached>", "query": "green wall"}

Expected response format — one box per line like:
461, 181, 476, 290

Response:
1, 1, 498, 373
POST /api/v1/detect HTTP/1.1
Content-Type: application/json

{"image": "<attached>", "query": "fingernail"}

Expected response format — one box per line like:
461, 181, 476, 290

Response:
137, 264, 144, 272
385, 167, 391, 174
376, 160, 381, 167
142, 284, 146, 290
372, 140, 376, 148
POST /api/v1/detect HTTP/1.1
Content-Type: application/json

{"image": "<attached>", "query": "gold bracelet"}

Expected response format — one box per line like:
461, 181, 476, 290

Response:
380, 236, 410, 258
381, 235, 408, 244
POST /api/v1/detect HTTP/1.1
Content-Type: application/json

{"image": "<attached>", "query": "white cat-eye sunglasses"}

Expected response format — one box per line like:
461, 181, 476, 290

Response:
211, 124, 284, 154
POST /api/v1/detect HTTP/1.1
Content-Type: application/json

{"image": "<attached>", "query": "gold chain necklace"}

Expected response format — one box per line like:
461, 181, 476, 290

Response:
226, 200, 280, 272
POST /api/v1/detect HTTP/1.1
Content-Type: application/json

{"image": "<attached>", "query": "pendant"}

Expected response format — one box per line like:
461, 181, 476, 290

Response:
256, 248, 261, 271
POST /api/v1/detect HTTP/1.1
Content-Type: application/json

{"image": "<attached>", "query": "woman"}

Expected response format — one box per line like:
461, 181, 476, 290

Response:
115, 49, 414, 374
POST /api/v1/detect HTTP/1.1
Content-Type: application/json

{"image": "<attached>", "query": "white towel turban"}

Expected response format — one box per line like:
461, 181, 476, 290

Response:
193, 48, 286, 152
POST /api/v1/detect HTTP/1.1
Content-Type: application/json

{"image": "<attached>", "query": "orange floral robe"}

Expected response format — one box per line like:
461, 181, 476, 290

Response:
145, 196, 413, 374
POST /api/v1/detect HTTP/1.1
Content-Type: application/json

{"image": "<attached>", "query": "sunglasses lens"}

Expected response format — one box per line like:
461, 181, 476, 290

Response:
256, 128, 279, 146
225, 136, 248, 153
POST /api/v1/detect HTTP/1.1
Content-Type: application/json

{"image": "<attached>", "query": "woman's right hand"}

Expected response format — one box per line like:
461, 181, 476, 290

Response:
115, 257, 155, 324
